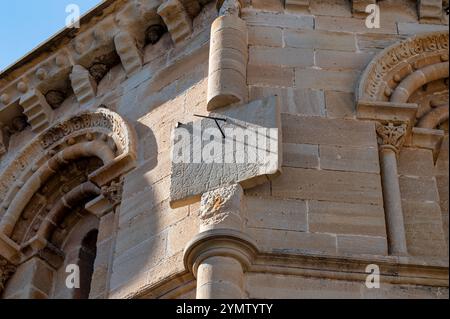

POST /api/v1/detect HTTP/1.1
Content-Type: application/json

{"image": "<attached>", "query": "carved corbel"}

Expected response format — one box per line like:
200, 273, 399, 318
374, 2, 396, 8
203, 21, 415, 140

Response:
418, 0, 443, 22
70, 65, 97, 106
114, 31, 143, 77
19, 89, 54, 133
157, 0, 193, 44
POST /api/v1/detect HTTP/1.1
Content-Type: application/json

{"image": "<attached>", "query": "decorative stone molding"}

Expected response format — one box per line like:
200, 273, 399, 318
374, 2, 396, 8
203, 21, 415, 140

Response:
0, 108, 137, 238
114, 31, 143, 77
70, 65, 98, 106
358, 31, 449, 102
19, 89, 54, 133
0, 256, 16, 295
207, 0, 248, 110
157, 0, 193, 44
376, 122, 408, 153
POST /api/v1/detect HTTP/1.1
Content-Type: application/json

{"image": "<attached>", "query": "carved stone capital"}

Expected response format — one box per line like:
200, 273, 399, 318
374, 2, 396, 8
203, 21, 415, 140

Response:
101, 179, 124, 207
376, 122, 407, 153
0, 256, 16, 294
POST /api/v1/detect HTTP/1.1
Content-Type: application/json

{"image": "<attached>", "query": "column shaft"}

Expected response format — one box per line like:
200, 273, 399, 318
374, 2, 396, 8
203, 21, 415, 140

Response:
380, 147, 408, 255
196, 255, 244, 299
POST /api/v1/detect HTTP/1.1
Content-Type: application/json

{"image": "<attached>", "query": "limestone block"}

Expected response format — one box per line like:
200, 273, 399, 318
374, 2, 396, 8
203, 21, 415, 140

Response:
70, 65, 97, 106
284, 29, 357, 52
397, 22, 449, 35
246, 197, 307, 232
170, 95, 281, 208
398, 148, 435, 177
199, 184, 244, 232
402, 200, 448, 257
2, 257, 54, 299
114, 31, 143, 77
251, 0, 283, 11
249, 47, 314, 67
247, 65, 294, 88
308, 200, 386, 237
242, 11, 314, 29
272, 167, 383, 205
336, 235, 388, 255
399, 176, 440, 203
319, 145, 380, 173
19, 89, 53, 133
315, 50, 373, 70
316, 16, 397, 35
248, 26, 282, 47
418, 0, 443, 20
249, 228, 337, 255
311, 0, 352, 17
250, 87, 326, 116
295, 68, 360, 93
283, 143, 319, 169
281, 113, 377, 148
325, 91, 355, 119
207, 15, 248, 110
157, 0, 193, 44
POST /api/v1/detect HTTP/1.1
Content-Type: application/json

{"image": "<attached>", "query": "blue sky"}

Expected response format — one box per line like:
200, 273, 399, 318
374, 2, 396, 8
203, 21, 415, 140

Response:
0, 0, 102, 71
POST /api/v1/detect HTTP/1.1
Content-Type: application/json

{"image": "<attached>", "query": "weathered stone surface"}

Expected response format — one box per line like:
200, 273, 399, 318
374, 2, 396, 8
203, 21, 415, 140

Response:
295, 68, 360, 92
336, 235, 388, 255
170, 96, 281, 208
309, 200, 386, 237
402, 200, 448, 257
325, 91, 355, 118
282, 113, 377, 147
242, 11, 314, 29
284, 29, 357, 52
70, 65, 97, 106
246, 197, 307, 231
251, 87, 326, 116
315, 50, 374, 70
283, 143, 319, 169
397, 22, 449, 35
250, 47, 314, 67
247, 65, 295, 87
399, 176, 440, 203
272, 167, 383, 205
249, 228, 337, 255
157, 0, 193, 44
319, 145, 380, 173
398, 148, 435, 177
316, 16, 398, 34
248, 26, 282, 47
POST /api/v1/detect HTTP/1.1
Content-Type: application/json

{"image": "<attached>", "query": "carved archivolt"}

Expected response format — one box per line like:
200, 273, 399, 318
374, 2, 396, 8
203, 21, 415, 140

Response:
0, 108, 137, 238
358, 31, 449, 103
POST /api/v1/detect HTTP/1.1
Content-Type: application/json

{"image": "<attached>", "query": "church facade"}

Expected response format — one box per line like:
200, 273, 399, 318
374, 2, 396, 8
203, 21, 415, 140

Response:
0, 0, 448, 299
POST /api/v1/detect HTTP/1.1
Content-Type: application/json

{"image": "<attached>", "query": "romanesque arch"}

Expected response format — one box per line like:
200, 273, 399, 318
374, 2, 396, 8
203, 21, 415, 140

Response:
357, 31, 449, 257
0, 107, 137, 298
358, 31, 449, 130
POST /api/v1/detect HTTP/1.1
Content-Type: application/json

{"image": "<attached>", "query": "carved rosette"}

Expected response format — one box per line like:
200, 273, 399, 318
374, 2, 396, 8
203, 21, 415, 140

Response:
375, 122, 407, 153
0, 256, 16, 294
101, 179, 124, 207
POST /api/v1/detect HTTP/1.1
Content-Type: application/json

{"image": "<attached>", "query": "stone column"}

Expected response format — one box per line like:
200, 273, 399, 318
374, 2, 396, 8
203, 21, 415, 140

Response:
183, 184, 257, 299
376, 122, 408, 256
207, 0, 248, 110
